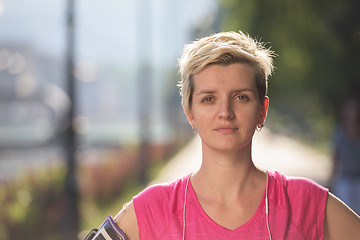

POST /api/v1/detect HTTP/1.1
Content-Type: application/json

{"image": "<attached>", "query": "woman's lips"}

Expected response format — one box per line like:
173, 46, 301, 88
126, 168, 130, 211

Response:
214, 126, 238, 134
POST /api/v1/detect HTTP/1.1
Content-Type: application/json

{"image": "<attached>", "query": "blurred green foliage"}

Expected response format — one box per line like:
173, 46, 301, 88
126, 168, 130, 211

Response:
0, 148, 139, 239
221, 0, 360, 145
0, 146, 174, 239
0, 166, 66, 240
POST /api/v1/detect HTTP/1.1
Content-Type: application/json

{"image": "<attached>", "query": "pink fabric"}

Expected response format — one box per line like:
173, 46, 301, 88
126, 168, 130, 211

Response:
133, 171, 328, 239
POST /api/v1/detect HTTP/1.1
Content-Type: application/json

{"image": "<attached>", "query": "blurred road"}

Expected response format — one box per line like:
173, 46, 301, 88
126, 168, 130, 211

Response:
152, 128, 332, 187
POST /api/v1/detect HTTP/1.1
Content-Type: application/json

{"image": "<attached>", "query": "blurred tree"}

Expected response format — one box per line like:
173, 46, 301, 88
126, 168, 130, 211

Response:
220, 0, 360, 143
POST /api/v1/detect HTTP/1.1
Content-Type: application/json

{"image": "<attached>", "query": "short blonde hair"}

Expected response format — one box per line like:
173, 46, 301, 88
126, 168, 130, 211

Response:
178, 31, 275, 113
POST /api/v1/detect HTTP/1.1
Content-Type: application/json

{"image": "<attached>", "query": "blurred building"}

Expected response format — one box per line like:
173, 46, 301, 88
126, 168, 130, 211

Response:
0, 0, 219, 178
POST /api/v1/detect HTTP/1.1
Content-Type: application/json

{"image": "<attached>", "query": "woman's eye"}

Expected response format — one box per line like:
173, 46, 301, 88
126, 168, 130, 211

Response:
235, 95, 249, 101
201, 96, 214, 102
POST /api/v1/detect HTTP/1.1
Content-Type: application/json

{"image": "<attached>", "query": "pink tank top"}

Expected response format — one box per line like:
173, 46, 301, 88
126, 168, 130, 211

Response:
133, 171, 328, 239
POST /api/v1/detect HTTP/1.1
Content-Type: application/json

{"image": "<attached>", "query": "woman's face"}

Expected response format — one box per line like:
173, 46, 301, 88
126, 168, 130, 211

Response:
185, 63, 268, 152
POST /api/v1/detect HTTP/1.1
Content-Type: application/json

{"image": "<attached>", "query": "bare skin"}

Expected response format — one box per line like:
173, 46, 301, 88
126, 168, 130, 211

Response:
114, 201, 139, 240
190, 164, 267, 230
324, 193, 360, 239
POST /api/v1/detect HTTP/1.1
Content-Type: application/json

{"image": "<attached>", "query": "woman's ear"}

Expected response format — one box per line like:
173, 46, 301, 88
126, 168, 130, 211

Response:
260, 97, 269, 124
183, 105, 195, 129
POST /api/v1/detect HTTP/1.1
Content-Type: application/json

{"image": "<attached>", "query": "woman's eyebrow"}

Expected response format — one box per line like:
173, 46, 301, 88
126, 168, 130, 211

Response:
234, 88, 256, 93
196, 90, 216, 96
196, 88, 255, 96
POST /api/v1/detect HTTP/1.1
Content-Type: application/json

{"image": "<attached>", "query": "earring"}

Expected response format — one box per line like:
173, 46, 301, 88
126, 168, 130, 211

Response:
191, 124, 197, 133
256, 123, 264, 132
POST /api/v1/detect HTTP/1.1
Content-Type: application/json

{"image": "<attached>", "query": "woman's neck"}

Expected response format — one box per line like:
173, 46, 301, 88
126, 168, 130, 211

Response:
191, 143, 265, 204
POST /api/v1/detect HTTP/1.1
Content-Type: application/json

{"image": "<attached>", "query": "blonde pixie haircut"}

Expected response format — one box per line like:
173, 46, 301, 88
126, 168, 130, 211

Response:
178, 31, 275, 113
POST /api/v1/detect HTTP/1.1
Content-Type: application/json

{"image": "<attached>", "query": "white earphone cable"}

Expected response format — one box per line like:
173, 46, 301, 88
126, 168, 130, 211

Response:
182, 174, 190, 240
266, 171, 272, 240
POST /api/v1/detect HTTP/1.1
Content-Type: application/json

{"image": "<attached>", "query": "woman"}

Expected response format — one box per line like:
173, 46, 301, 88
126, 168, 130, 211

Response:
113, 31, 360, 239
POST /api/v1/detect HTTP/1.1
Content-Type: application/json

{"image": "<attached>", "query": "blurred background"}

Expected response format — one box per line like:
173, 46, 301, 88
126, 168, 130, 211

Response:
0, 0, 359, 239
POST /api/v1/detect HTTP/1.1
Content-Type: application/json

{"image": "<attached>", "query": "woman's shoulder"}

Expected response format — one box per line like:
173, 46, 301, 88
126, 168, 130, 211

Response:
268, 170, 329, 212
112, 176, 189, 240
269, 170, 328, 194
267, 171, 329, 238
134, 174, 189, 202
130, 174, 190, 238
132, 174, 190, 218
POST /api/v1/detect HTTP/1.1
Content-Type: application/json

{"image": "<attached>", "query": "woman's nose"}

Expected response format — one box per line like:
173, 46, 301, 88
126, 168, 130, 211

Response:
218, 100, 235, 119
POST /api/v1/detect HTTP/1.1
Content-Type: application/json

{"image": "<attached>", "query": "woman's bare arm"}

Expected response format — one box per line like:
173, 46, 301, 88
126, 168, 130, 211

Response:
324, 192, 360, 239
114, 201, 139, 240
